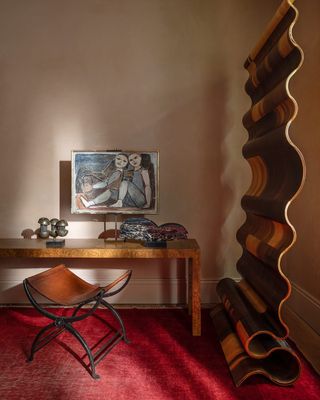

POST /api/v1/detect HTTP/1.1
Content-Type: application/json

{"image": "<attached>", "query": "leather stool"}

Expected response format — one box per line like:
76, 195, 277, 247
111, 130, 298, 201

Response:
23, 264, 132, 379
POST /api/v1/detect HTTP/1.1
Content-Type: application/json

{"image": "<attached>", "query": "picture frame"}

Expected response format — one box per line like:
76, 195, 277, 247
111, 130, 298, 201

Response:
71, 150, 159, 214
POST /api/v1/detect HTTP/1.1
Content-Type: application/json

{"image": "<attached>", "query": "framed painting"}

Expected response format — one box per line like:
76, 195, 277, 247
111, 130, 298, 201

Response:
71, 150, 159, 214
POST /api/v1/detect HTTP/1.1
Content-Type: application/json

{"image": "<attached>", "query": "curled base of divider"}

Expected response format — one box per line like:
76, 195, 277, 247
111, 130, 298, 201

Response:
211, 304, 301, 386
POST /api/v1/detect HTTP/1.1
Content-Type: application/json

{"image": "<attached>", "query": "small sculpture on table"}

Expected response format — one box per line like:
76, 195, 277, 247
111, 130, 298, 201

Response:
38, 217, 68, 247
38, 217, 50, 239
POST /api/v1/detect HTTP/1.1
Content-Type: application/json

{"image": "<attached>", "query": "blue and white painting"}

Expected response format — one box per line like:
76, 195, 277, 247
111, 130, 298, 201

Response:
71, 151, 159, 214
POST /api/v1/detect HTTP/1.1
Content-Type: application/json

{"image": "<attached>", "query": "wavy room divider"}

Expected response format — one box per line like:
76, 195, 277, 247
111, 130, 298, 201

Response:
211, 0, 305, 386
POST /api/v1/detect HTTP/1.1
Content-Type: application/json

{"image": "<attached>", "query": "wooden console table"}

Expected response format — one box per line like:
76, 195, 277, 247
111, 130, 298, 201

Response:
0, 238, 201, 336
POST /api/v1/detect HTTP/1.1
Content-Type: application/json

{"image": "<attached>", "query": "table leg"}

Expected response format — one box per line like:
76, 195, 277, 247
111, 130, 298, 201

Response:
189, 253, 201, 336
188, 259, 192, 316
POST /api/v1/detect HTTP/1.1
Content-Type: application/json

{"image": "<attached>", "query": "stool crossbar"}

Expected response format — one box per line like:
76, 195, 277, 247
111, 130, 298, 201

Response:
23, 264, 132, 379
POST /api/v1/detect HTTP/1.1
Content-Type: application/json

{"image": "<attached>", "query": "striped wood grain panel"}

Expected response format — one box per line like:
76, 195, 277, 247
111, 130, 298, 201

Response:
211, 0, 304, 386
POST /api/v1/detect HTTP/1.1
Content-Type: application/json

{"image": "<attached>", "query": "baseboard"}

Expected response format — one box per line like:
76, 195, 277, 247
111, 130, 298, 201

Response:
286, 281, 320, 334
283, 281, 320, 375
283, 306, 320, 375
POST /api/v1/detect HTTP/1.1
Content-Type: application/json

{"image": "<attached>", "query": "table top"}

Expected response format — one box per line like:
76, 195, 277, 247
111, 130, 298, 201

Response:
0, 238, 199, 259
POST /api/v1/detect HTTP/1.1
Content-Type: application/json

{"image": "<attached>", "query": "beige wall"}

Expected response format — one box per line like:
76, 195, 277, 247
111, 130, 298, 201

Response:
285, 0, 320, 320
10, 0, 320, 313
1, 0, 277, 304
283, 0, 320, 372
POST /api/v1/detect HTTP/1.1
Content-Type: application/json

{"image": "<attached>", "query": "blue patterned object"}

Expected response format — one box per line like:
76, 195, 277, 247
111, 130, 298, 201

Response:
120, 218, 188, 242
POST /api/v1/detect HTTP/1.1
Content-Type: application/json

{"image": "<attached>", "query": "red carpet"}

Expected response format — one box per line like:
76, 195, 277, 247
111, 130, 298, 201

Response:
0, 307, 319, 400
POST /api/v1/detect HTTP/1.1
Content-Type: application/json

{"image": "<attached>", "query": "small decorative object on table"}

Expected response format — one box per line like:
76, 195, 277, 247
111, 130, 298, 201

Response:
37, 217, 50, 239
37, 217, 68, 247
120, 217, 188, 247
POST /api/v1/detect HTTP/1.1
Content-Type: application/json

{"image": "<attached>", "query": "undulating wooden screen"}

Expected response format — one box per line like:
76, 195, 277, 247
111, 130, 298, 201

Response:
211, 0, 305, 386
